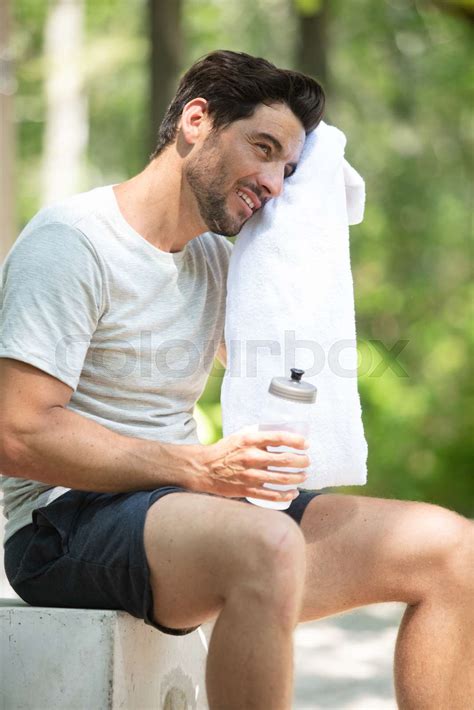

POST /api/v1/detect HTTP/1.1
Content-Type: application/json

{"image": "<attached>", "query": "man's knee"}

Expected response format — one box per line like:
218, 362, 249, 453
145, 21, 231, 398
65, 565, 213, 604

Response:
416, 503, 474, 598
225, 511, 306, 625
211, 503, 306, 597
253, 514, 305, 579
436, 511, 474, 598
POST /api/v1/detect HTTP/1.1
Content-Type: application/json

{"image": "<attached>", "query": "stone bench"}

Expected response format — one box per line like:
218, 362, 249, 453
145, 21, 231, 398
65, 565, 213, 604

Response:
0, 513, 212, 709
0, 600, 211, 709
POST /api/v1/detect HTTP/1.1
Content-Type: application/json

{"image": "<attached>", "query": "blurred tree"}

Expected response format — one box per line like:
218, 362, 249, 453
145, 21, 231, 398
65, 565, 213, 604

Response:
84, 1, 148, 180
428, 0, 474, 23
183, 0, 296, 68
149, 0, 183, 155
292, 0, 329, 88
325, 0, 473, 514
0, 0, 16, 262
41, 0, 88, 204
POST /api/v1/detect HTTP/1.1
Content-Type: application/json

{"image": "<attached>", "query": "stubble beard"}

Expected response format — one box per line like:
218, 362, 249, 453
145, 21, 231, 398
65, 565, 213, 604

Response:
184, 140, 248, 237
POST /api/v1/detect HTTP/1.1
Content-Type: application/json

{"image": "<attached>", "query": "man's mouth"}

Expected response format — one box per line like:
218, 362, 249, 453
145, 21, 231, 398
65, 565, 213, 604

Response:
235, 187, 261, 216
236, 188, 255, 212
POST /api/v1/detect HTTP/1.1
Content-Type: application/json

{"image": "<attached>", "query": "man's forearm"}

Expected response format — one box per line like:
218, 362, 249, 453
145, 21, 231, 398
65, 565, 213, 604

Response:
1, 405, 203, 492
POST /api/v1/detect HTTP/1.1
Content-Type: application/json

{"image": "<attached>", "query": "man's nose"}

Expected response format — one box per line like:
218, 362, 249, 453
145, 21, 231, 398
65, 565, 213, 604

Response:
260, 166, 285, 199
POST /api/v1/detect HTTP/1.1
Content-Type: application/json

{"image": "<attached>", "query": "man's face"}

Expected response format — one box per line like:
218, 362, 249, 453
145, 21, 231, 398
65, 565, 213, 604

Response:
183, 102, 306, 236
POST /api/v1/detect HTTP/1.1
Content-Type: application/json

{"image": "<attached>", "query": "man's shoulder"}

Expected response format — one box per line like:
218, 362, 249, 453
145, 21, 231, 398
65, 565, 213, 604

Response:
3, 188, 110, 280
23, 185, 111, 237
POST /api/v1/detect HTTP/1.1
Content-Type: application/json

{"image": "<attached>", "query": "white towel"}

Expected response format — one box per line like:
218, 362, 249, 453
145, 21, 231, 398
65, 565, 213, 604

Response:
220, 120, 368, 489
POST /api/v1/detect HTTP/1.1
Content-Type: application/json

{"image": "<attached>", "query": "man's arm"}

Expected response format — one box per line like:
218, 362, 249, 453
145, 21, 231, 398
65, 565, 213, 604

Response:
0, 358, 310, 502
0, 359, 200, 492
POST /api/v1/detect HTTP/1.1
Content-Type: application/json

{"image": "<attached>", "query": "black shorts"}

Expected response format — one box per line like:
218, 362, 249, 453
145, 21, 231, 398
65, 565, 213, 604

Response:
4, 486, 324, 636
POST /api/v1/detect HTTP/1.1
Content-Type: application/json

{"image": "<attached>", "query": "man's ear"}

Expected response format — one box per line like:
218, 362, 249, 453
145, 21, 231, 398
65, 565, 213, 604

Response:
180, 98, 211, 147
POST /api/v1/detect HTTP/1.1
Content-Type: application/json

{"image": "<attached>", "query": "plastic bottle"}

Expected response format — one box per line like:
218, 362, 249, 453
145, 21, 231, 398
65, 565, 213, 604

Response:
246, 368, 317, 510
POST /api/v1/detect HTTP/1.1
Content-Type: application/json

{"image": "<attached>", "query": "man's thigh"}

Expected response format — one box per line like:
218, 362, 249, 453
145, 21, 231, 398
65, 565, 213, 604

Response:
298, 493, 472, 622
143, 491, 307, 632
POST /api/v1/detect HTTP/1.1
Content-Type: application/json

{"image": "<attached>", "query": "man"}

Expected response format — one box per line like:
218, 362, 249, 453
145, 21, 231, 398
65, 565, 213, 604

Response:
1, 50, 472, 709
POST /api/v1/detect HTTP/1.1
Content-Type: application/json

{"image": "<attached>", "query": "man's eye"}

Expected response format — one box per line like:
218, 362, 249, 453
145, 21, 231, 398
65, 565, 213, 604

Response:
257, 144, 271, 156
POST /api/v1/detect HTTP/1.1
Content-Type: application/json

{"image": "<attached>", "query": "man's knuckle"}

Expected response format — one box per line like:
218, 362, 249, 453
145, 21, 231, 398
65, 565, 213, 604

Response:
240, 432, 254, 447
240, 451, 254, 467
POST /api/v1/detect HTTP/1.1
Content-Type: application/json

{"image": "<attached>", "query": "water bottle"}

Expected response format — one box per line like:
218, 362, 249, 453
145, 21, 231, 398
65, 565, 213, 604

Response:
246, 368, 317, 510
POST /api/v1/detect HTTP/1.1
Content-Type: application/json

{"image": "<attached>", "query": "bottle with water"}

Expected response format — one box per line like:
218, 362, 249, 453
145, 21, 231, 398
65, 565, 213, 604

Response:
247, 368, 317, 510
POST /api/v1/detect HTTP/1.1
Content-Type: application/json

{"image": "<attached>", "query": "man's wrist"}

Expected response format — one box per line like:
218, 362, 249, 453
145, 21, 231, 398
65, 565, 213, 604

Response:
147, 439, 209, 493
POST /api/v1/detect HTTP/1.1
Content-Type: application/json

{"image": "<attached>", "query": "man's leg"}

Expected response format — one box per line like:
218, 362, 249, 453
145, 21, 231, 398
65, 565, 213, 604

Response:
297, 493, 474, 710
144, 492, 307, 710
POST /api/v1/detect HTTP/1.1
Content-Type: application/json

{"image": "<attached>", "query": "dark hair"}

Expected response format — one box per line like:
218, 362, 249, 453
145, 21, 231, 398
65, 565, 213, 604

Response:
150, 49, 325, 160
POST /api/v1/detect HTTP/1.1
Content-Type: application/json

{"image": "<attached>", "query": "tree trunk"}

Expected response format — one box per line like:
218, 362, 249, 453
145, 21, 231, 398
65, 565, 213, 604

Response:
0, 0, 16, 262
148, 0, 183, 156
41, 0, 87, 206
429, 0, 474, 23
293, 0, 330, 90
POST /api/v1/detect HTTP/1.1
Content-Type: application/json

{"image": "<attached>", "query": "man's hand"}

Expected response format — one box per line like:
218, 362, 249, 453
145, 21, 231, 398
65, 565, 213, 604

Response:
189, 427, 310, 503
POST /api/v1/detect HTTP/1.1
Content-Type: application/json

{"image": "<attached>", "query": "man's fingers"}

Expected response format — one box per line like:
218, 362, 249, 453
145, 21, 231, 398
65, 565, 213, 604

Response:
251, 448, 310, 469
247, 468, 307, 486
270, 451, 310, 466
245, 486, 300, 502
249, 430, 309, 450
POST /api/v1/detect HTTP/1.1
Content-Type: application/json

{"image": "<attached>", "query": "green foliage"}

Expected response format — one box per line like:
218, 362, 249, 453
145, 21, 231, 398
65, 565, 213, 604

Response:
325, 0, 473, 514
293, 0, 323, 17
183, 0, 297, 67
13, 1, 49, 223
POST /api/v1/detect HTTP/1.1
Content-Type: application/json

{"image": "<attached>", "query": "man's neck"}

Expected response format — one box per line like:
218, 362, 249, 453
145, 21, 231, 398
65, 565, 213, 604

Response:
112, 151, 205, 253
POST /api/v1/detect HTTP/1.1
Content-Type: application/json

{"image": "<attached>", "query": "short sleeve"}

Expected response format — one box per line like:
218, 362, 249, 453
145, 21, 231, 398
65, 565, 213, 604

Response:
0, 222, 104, 390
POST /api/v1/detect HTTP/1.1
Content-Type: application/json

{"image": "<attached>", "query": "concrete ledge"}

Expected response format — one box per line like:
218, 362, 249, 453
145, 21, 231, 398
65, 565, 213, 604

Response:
0, 600, 210, 710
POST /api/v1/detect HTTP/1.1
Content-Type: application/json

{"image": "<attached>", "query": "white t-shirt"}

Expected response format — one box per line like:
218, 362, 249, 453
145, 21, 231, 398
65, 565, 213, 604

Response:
1, 184, 233, 542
